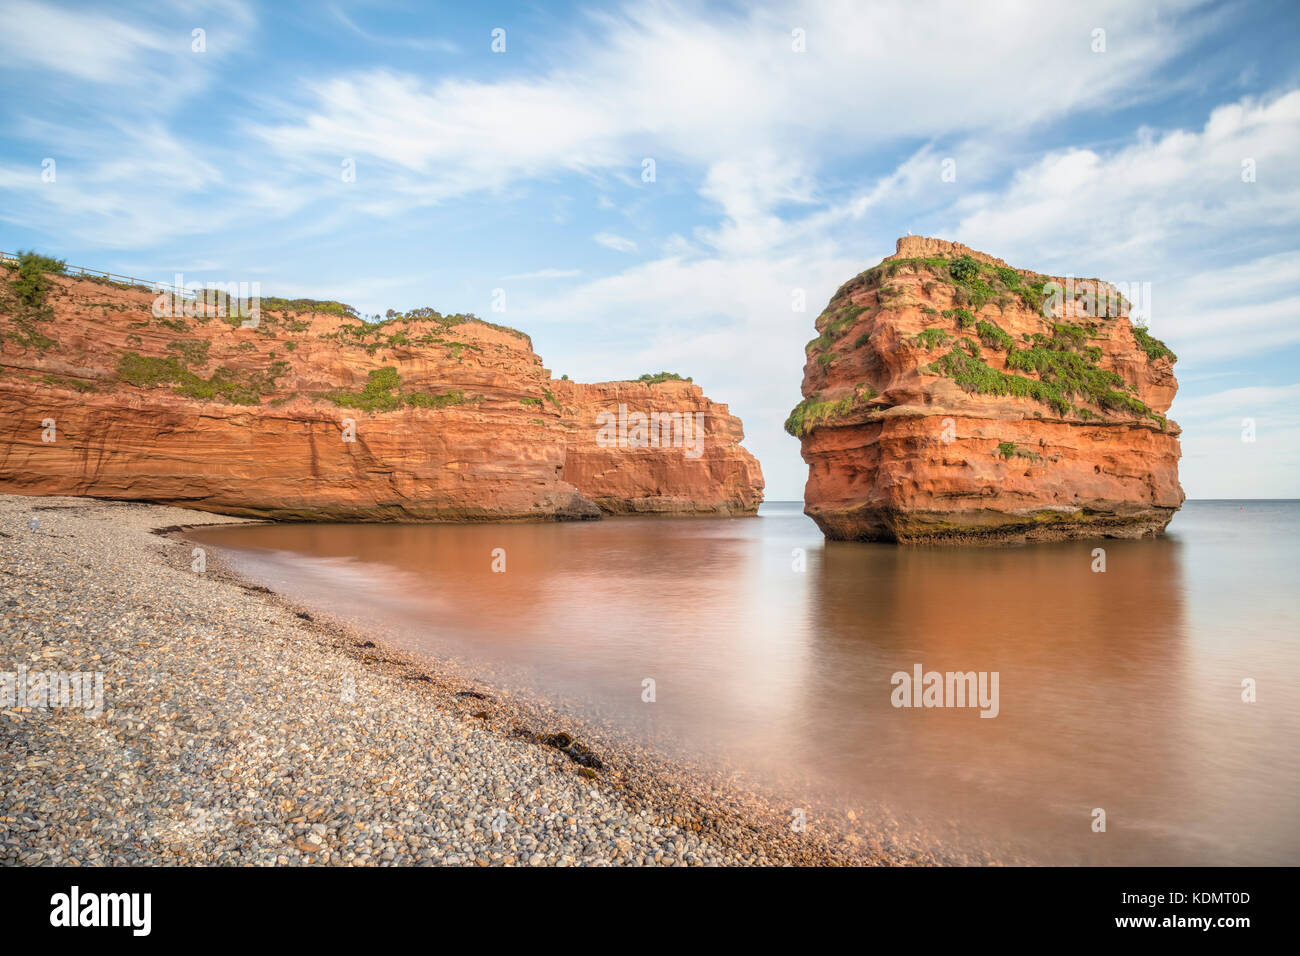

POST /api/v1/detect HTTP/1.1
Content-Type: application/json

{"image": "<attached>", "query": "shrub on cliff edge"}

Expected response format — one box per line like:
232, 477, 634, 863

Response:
949, 255, 979, 284
13, 250, 66, 309
1133, 327, 1177, 363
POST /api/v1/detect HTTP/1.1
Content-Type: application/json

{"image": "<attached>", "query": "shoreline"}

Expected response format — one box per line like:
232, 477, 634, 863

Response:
1, 493, 985, 866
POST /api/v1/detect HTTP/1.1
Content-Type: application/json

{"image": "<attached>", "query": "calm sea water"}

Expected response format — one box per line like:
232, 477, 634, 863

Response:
187, 500, 1300, 865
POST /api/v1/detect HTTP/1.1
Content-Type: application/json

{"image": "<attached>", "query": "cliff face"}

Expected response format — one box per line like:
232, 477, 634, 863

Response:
790, 237, 1183, 543
555, 379, 763, 516
0, 266, 763, 520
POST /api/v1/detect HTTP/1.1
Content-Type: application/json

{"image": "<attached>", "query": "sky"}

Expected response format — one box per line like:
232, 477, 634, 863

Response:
1, 0, 1298, 500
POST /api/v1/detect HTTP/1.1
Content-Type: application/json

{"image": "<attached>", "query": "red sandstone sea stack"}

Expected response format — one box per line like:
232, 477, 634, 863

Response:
0, 261, 763, 520
788, 237, 1183, 543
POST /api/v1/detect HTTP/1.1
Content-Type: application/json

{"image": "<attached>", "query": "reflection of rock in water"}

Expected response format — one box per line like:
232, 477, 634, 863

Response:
796, 534, 1189, 863
188, 510, 1300, 865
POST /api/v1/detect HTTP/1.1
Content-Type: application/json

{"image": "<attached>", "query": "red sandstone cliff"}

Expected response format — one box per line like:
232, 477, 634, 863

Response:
555, 379, 763, 516
789, 237, 1183, 543
0, 263, 762, 520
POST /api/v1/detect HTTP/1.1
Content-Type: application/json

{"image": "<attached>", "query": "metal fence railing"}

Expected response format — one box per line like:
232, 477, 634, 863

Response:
0, 250, 197, 298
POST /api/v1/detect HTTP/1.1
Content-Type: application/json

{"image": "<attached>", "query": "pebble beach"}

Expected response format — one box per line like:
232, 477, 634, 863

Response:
0, 494, 981, 867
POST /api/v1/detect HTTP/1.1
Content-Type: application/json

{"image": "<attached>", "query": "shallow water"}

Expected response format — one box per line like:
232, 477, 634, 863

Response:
187, 500, 1300, 865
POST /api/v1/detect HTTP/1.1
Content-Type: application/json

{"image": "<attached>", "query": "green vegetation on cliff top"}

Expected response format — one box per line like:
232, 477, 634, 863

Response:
1133, 326, 1177, 363
923, 327, 1164, 425
788, 248, 1173, 437
635, 371, 693, 384
3, 250, 535, 349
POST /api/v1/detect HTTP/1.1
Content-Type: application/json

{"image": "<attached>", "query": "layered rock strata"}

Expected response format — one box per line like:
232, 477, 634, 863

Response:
0, 265, 762, 520
789, 237, 1182, 543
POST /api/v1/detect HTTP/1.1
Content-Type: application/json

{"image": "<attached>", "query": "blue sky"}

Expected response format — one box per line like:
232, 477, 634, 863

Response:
1, 0, 1298, 499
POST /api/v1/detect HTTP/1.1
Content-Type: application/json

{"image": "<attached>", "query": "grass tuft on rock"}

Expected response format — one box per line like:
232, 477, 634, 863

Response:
117, 351, 288, 405
322, 366, 470, 412
976, 319, 1013, 351
784, 385, 878, 437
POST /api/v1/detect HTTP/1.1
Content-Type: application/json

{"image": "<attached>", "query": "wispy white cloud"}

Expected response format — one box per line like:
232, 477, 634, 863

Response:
500, 268, 583, 281
249, 0, 1212, 212
327, 3, 459, 54
1173, 383, 1300, 418
0, 0, 1221, 256
1170, 384, 1300, 498
0, 0, 173, 83
938, 90, 1300, 372
593, 232, 637, 253
0, 0, 255, 92
952, 91, 1300, 270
